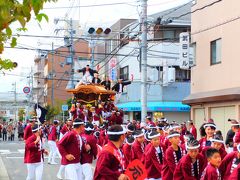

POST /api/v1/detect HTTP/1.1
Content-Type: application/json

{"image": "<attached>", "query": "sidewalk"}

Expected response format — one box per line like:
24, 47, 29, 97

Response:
0, 156, 9, 180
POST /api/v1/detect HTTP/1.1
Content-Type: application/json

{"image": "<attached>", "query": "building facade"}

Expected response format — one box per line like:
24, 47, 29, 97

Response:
111, 3, 193, 123
33, 39, 91, 107
183, 0, 239, 138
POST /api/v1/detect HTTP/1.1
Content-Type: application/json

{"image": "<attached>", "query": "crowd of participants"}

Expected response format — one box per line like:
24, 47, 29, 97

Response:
23, 106, 240, 180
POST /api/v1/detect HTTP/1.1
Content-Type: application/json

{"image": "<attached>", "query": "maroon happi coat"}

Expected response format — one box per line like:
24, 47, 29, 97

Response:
81, 133, 98, 164
229, 163, 240, 179
219, 151, 239, 179
174, 154, 205, 180
58, 130, 84, 165
132, 140, 145, 163
233, 130, 240, 151
48, 125, 57, 141
161, 146, 185, 180
24, 124, 33, 141
144, 144, 165, 179
98, 130, 108, 147
94, 141, 124, 180
201, 146, 227, 168
200, 163, 221, 180
24, 134, 44, 163
122, 143, 133, 167
190, 125, 197, 139
60, 124, 71, 135
199, 137, 212, 152
144, 142, 152, 153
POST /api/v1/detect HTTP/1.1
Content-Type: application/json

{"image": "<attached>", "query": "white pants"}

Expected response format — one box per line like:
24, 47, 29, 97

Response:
82, 163, 93, 180
148, 178, 162, 180
48, 140, 61, 163
26, 162, 43, 180
57, 165, 66, 178
65, 163, 83, 180
114, 93, 122, 104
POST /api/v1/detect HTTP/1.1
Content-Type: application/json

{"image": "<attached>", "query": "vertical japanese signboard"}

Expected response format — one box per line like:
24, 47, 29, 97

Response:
179, 32, 190, 69
108, 58, 117, 81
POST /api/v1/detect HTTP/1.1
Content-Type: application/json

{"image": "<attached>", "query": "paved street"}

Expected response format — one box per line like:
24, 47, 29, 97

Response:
0, 138, 97, 180
0, 140, 62, 180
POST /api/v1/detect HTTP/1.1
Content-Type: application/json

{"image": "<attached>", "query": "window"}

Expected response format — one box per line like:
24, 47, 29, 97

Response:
190, 42, 196, 66
175, 67, 191, 82
211, 39, 221, 65
119, 66, 129, 80
163, 30, 175, 39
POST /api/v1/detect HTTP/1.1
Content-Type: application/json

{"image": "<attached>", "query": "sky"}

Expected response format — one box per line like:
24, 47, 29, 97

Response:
0, 0, 191, 93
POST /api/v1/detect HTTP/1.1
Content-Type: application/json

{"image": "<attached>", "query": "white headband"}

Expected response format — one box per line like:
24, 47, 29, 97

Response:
73, 122, 84, 125
203, 123, 216, 129
32, 126, 42, 132
211, 139, 224, 144
167, 133, 180, 139
107, 129, 126, 135
127, 129, 134, 133
172, 125, 181, 129
134, 133, 144, 138
231, 123, 240, 126
186, 144, 200, 150
85, 127, 94, 131
148, 133, 160, 139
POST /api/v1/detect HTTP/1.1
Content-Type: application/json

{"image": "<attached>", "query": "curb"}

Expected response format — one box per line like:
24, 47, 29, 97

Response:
0, 156, 10, 180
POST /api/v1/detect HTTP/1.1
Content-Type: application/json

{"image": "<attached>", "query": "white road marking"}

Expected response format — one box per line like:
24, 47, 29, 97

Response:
18, 149, 25, 154
0, 150, 11, 154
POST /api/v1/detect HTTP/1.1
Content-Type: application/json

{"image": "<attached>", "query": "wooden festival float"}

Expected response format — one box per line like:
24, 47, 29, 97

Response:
66, 84, 116, 106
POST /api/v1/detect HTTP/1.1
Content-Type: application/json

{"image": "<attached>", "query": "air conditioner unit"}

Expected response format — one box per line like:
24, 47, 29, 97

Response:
168, 67, 175, 83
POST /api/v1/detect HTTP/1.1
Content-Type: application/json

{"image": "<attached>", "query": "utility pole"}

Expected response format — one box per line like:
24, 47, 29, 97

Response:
70, 18, 75, 89
26, 67, 33, 122
90, 40, 95, 69
13, 82, 17, 122
140, 0, 148, 122
51, 42, 54, 107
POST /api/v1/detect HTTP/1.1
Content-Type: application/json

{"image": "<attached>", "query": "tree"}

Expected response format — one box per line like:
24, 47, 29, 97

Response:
0, 0, 57, 71
45, 105, 60, 121
18, 108, 25, 121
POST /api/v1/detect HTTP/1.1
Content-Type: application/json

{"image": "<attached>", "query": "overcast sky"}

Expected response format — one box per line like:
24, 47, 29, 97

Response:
0, 0, 191, 93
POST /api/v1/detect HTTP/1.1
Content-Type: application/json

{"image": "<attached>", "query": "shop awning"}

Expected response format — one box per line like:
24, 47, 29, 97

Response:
183, 87, 240, 105
116, 101, 190, 112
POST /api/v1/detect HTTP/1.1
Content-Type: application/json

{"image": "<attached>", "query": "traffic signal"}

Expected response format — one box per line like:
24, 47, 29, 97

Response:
88, 27, 95, 34
87, 27, 111, 35
104, 28, 111, 35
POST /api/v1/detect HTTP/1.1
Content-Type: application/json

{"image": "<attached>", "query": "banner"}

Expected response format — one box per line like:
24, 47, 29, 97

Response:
108, 58, 117, 81
125, 159, 147, 180
179, 32, 190, 69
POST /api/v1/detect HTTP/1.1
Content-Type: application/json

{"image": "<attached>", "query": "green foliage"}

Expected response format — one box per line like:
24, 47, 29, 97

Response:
45, 105, 60, 121
18, 108, 25, 121
0, 0, 57, 71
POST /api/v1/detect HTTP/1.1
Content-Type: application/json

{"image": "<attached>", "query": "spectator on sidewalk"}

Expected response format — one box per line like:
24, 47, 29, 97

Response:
18, 121, 24, 141
2, 123, 7, 141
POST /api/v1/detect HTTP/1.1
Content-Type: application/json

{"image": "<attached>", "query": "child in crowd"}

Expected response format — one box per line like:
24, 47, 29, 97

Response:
144, 130, 166, 180
174, 139, 204, 180
162, 131, 185, 180
200, 148, 222, 180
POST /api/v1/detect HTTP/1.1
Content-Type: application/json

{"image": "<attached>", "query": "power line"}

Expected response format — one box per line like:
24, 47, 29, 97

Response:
171, 0, 222, 20
4, 46, 139, 57
43, 1, 137, 9
191, 15, 240, 36
99, 48, 137, 76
